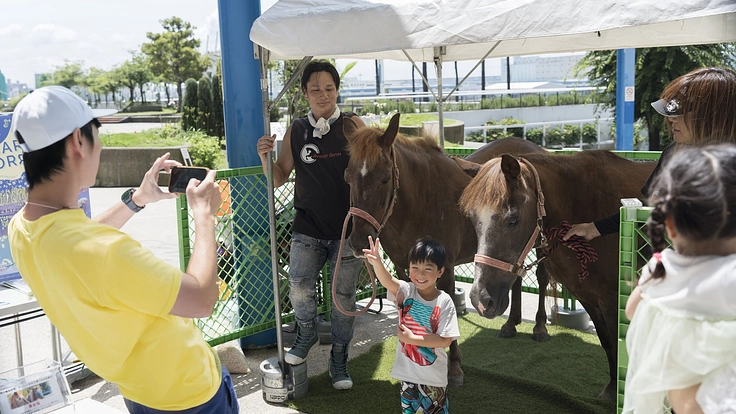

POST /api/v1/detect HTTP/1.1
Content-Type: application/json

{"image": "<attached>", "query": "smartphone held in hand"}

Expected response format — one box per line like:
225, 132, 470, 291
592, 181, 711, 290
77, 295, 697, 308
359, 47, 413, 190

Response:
168, 166, 209, 193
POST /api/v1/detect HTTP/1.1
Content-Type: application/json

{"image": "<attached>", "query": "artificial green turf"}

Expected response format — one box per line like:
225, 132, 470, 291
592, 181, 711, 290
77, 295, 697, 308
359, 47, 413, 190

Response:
288, 313, 615, 413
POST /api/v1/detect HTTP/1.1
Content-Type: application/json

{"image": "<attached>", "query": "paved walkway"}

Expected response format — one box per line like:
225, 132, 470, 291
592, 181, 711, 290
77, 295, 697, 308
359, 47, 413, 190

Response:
0, 187, 563, 413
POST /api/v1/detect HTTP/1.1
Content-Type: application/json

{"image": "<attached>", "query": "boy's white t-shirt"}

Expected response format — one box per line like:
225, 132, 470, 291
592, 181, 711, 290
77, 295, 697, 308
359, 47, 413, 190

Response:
623, 249, 736, 414
390, 280, 460, 387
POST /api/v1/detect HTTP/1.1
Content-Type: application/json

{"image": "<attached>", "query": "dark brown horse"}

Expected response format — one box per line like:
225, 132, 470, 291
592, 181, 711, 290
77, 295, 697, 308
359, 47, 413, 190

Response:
342, 113, 547, 387
456, 151, 656, 399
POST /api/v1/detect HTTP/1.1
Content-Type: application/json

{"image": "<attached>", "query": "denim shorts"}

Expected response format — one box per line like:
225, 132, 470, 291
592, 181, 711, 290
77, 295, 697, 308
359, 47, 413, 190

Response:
123, 366, 239, 414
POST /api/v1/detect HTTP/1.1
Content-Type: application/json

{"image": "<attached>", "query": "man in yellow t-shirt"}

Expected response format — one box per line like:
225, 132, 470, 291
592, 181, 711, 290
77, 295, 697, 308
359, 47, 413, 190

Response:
8, 86, 239, 413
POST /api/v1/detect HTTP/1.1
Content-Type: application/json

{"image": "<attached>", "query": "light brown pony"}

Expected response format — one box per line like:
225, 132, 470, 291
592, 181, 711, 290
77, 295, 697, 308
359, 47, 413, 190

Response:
342, 113, 547, 387
456, 151, 656, 399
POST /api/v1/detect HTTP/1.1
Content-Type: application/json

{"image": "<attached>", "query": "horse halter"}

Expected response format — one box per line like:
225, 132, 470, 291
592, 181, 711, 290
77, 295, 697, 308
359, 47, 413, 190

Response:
473, 157, 548, 277
332, 147, 400, 317
347, 147, 400, 233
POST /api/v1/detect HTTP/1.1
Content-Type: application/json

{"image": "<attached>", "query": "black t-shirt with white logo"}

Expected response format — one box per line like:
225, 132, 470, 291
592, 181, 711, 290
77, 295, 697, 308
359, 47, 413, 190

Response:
289, 113, 353, 240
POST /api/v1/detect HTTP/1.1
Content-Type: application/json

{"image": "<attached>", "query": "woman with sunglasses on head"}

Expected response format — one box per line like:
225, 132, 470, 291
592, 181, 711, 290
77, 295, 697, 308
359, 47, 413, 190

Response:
563, 66, 736, 242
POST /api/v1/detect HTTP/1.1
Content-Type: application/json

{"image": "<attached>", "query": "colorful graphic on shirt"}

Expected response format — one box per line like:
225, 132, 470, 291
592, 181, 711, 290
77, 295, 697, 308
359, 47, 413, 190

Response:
400, 298, 440, 366
300, 144, 320, 164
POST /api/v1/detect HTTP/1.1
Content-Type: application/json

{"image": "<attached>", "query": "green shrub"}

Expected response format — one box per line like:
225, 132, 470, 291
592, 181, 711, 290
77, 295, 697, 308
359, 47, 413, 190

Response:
465, 131, 485, 143
526, 128, 543, 145
185, 130, 225, 169
182, 78, 199, 131
197, 77, 213, 133
211, 75, 225, 138
398, 100, 417, 114
582, 123, 599, 144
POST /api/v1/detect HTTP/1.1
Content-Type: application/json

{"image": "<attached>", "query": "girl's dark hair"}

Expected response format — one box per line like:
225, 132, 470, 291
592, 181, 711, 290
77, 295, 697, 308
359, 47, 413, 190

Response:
408, 237, 447, 269
646, 144, 736, 279
301, 60, 340, 91
19, 119, 101, 190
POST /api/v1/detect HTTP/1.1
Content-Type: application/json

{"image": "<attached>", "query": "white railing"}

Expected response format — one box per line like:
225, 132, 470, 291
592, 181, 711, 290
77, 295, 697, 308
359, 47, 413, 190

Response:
464, 117, 615, 148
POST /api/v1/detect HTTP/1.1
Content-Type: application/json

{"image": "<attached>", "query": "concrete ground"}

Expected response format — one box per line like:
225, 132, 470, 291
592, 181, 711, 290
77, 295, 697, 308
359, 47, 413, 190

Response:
0, 187, 579, 413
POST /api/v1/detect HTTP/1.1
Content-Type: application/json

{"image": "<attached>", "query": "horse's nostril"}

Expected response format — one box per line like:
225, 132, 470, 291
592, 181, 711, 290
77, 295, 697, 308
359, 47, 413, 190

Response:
479, 290, 494, 314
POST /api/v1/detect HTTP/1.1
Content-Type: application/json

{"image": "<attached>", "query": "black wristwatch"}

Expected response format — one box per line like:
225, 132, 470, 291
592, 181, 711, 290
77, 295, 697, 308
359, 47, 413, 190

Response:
121, 188, 145, 213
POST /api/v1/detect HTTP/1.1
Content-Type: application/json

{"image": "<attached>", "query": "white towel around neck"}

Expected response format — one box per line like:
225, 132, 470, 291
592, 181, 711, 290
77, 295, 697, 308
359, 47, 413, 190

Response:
307, 107, 341, 138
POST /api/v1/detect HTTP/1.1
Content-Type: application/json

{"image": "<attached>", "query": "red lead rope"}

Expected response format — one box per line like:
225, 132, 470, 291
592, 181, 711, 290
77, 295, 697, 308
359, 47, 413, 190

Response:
539, 220, 598, 281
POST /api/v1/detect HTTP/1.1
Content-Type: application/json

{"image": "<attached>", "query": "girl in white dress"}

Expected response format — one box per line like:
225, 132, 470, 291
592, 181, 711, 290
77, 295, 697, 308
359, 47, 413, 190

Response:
624, 144, 736, 414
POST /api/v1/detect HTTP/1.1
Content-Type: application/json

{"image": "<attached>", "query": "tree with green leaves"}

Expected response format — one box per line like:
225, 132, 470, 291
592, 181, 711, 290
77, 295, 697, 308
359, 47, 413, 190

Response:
575, 44, 736, 150
118, 53, 153, 103
86, 67, 106, 104
48, 60, 86, 89
141, 17, 208, 112
99, 68, 123, 104
211, 74, 224, 139
182, 78, 198, 130
197, 77, 212, 132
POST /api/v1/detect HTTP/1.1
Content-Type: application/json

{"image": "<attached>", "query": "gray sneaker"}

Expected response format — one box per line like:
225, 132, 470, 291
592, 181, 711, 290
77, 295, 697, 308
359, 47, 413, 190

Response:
329, 343, 353, 390
285, 325, 317, 365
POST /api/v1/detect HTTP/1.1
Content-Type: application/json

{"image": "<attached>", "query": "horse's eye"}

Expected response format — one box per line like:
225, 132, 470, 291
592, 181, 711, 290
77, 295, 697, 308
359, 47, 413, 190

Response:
381, 179, 389, 184
507, 217, 519, 227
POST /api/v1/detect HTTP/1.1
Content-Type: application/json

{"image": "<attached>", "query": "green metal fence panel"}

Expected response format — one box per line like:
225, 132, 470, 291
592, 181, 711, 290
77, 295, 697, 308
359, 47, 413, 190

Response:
178, 168, 387, 347
617, 206, 672, 413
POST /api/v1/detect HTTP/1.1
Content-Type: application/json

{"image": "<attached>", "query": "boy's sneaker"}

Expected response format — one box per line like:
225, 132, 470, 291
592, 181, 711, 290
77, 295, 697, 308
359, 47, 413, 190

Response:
329, 343, 353, 390
285, 325, 317, 365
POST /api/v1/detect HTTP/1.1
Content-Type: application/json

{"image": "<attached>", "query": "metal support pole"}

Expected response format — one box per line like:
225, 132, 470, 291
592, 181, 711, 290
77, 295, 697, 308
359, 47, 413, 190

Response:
257, 46, 286, 373
616, 48, 635, 150
434, 46, 446, 148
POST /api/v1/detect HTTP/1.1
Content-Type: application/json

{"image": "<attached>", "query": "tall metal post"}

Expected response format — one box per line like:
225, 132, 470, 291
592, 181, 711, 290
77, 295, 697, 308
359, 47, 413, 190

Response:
615, 48, 635, 151
218, 0, 276, 347
434, 47, 445, 148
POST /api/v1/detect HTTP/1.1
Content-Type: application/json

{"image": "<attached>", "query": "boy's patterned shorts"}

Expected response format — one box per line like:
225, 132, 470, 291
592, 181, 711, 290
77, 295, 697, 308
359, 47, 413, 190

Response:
400, 381, 448, 414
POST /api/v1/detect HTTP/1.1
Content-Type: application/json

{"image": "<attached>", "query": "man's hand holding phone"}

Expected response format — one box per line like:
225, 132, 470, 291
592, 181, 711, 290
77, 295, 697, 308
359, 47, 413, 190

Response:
183, 169, 221, 218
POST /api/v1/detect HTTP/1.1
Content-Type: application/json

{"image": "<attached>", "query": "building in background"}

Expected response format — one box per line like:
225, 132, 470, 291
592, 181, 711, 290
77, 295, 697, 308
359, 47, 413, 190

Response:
0, 71, 7, 101
6, 80, 29, 99
500, 53, 586, 83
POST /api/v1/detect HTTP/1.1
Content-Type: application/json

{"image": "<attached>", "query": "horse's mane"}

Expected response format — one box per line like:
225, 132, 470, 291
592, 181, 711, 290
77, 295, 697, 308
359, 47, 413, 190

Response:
459, 158, 518, 215
347, 127, 443, 168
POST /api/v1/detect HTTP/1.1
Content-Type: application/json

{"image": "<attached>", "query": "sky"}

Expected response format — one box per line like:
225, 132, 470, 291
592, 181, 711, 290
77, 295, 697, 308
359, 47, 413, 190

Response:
1, 0, 501, 88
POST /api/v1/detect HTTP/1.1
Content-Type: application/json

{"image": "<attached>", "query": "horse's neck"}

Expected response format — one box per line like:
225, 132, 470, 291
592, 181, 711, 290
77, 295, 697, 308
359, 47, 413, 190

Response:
395, 145, 469, 201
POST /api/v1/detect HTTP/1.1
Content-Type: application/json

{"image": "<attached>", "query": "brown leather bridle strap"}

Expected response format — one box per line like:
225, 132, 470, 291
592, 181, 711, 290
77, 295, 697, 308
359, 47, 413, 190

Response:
332, 213, 376, 317
348, 148, 400, 232
474, 157, 547, 277
332, 147, 400, 316
522, 157, 546, 218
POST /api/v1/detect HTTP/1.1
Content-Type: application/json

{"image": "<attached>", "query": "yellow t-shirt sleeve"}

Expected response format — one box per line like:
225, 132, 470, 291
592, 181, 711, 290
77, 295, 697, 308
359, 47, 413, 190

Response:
85, 233, 181, 317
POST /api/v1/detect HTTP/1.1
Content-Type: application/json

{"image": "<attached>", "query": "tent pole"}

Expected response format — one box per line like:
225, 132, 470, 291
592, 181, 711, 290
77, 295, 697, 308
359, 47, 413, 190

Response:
401, 50, 438, 102
269, 56, 313, 111
434, 46, 446, 148
256, 46, 288, 374
444, 41, 500, 100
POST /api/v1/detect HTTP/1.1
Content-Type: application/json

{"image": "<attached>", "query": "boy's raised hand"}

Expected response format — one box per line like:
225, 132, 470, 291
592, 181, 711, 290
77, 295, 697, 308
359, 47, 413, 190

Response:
362, 236, 383, 268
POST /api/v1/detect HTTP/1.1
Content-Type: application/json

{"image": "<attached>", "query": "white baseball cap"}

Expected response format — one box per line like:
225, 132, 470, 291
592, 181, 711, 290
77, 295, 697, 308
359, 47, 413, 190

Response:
10, 86, 117, 152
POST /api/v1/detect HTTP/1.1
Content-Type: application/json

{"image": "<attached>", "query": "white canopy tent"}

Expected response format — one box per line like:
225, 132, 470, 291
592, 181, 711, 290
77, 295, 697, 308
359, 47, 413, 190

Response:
250, 0, 735, 145
251, 0, 735, 61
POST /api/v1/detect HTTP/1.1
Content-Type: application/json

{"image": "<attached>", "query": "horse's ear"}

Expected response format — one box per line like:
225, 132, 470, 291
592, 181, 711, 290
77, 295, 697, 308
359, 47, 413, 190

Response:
500, 154, 521, 179
343, 116, 360, 142
451, 156, 482, 178
379, 113, 401, 148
